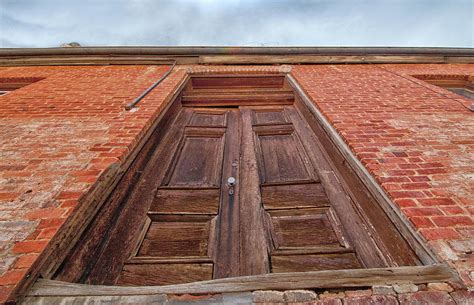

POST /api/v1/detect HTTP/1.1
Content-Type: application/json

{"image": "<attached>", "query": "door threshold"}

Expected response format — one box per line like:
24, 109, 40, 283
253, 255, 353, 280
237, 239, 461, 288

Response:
28, 265, 455, 297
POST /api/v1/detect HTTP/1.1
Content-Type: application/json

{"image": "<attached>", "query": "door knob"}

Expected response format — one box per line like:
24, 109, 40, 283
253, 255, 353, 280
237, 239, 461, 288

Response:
227, 176, 236, 187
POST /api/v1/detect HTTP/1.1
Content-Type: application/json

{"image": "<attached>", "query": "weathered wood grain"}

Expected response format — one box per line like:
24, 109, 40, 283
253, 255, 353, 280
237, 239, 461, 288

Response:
28, 265, 455, 296
238, 108, 275, 276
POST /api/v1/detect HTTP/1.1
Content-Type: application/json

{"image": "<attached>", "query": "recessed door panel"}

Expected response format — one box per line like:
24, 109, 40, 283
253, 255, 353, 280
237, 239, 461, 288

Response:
252, 109, 288, 125
272, 253, 362, 273
254, 128, 313, 184
117, 263, 213, 286
261, 183, 328, 210
151, 189, 220, 214
189, 111, 227, 127
137, 219, 211, 257
270, 208, 342, 248
166, 135, 224, 187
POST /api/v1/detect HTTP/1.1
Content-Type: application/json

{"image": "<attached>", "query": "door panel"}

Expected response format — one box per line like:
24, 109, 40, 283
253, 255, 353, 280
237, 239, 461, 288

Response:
117, 108, 239, 286
261, 183, 329, 210
252, 108, 288, 125
117, 263, 213, 286
256, 131, 312, 184
271, 253, 362, 273
151, 189, 220, 214
240, 106, 367, 275
270, 208, 343, 248
189, 111, 227, 127
164, 130, 225, 187
137, 219, 211, 257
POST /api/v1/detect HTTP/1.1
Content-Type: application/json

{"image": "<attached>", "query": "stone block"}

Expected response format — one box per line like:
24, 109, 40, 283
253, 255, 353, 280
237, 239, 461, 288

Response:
427, 282, 454, 292
393, 283, 418, 294
372, 285, 396, 295
283, 290, 318, 302
252, 290, 285, 303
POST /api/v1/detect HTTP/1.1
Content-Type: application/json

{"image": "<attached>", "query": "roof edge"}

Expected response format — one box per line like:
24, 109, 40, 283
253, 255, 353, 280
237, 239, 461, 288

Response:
1, 46, 474, 56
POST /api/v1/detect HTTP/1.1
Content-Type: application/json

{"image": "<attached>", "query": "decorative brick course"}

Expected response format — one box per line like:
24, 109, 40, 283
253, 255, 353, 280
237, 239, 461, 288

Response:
0, 63, 473, 303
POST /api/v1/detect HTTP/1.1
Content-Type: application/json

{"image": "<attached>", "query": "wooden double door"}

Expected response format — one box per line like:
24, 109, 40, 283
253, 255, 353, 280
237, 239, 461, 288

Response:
113, 104, 384, 286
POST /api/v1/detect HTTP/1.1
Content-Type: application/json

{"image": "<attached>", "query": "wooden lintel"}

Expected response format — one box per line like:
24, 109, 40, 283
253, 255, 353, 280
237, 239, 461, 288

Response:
27, 265, 455, 297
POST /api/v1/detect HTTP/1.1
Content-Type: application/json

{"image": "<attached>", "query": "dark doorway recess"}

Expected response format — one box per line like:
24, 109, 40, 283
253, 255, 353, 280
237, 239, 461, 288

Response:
52, 73, 442, 288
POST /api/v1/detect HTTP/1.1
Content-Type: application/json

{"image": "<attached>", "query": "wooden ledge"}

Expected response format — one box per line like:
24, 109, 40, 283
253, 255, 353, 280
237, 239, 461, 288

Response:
28, 265, 455, 297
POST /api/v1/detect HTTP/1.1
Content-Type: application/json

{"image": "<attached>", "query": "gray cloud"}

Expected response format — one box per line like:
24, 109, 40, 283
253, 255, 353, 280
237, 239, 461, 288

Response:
0, 0, 472, 47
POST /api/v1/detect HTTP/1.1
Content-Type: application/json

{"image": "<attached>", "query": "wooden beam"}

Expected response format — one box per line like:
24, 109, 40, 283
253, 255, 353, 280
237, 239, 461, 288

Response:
1, 54, 474, 66
27, 265, 455, 297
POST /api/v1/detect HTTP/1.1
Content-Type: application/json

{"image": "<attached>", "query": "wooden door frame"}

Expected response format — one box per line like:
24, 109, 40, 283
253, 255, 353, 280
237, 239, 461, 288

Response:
25, 72, 458, 301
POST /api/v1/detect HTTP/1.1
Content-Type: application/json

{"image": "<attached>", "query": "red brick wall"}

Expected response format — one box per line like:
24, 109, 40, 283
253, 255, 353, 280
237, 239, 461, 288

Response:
291, 63, 474, 289
0, 64, 472, 303
0, 65, 187, 302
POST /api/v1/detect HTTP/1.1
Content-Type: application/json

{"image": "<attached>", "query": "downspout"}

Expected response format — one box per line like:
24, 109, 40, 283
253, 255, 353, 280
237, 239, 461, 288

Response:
125, 60, 177, 110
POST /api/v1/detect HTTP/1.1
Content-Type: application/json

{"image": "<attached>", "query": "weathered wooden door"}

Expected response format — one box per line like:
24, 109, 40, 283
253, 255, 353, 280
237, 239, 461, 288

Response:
116, 108, 241, 285
114, 104, 384, 286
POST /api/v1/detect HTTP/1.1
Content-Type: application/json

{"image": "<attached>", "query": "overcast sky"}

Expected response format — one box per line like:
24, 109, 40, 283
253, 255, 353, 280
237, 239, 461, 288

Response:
0, 0, 472, 48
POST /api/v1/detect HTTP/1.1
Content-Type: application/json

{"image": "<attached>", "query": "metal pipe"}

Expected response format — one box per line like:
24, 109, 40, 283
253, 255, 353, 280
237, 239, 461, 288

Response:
0, 46, 474, 57
125, 61, 176, 110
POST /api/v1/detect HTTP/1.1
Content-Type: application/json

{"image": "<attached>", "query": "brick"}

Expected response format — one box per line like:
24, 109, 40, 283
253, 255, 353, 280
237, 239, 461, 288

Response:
344, 289, 372, 298
394, 199, 418, 207
418, 198, 457, 206
404, 207, 443, 217
0, 285, 14, 304
420, 228, 460, 240
316, 299, 343, 305
12, 240, 48, 253
320, 291, 345, 299
37, 218, 66, 229
0, 192, 20, 201
398, 291, 455, 305
432, 216, 473, 227
36, 227, 59, 239
410, 217, 435, 228
409, 176, 430, 182
400, 182, 431, 190
344, 295, 398, 305
440, 206, 465, 215
450, 290, 474, 305
56, 191, 83, 200
416, 168, 448, 175
25, 207, 65, 220
389, 190, 427, 199
14, 253, 39, 269
0, 269, 26, 285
